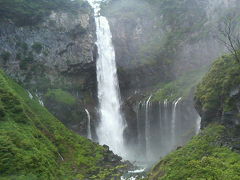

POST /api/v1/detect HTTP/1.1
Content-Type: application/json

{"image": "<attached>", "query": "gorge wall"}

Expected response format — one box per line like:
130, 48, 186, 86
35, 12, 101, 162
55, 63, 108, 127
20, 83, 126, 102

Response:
0, 1, 99, 137
1, 0, 239, 167
98, 0, 238, 164
102, 0, 232, 97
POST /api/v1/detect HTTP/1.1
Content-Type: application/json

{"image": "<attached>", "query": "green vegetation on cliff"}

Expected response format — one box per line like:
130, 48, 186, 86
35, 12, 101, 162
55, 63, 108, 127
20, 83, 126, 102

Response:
0, 0, 89, 26
0, 70, 126, 179
148, 124, 240, 180
195, 54, 240, 120
45, 89, 77, 105
152, 67, 207, 102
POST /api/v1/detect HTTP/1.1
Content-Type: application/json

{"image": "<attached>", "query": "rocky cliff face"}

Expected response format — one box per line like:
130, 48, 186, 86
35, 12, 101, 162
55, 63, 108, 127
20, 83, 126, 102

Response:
100, 0, 238, 163
102, 0, 232, 99
0, 3, 98, 136
106, 10, 171, 97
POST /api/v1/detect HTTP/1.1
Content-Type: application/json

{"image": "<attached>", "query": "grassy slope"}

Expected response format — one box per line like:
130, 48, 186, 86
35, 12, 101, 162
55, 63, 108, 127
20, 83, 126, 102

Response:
0, 70, 125, 180
147, 124, 240, 180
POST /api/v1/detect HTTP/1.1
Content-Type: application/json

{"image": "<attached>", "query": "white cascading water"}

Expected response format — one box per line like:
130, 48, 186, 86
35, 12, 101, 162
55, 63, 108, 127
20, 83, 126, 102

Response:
137, 102, 142, 146
164, 99, 168, 122
196, 116, 201, 135
87, 0, 126, 157
171, 97, 182, 147
164, 99, 168, 141
158, 101, 162, 133
27, 90, 33, 99
85, 109, 92, 140
145, 95, 152, 160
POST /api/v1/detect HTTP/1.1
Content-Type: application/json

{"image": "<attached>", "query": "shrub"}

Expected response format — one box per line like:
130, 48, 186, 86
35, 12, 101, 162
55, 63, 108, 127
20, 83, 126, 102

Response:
195, 54, 240, 117
45, 89, 77, 105
31, 42, 43, 54
0, 51, 11, 64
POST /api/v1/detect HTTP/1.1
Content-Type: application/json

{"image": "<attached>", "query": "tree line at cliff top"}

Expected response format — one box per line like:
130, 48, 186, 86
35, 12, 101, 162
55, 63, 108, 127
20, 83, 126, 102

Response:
0, 0, 88, 26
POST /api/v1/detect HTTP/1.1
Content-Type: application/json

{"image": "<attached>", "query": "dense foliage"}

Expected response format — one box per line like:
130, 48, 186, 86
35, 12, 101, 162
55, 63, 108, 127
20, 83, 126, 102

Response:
0, 70, 126, 179
195, 54, 240, 120
0, 0, 88, 26
147, 124, 240, 180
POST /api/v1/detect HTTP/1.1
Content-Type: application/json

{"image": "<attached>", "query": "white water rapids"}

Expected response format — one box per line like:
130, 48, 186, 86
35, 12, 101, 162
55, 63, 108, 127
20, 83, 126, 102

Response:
87, 0, 126, 157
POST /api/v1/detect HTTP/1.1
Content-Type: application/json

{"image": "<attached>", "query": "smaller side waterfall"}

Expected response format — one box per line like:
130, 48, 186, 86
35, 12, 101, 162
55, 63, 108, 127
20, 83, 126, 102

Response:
196, 116, 201, 135
135, 96, 200, 165
158, 101, 162, 144
145, 95, 152, 160
171, 97, 182, 146
85, 109, 92, 140
27, 90, 33, 99
36, 94, 44, 106
137, 101, 142, 146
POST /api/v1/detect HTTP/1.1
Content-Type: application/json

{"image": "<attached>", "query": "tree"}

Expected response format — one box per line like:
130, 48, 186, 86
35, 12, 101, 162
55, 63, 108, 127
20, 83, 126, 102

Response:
218, 13, 240, 63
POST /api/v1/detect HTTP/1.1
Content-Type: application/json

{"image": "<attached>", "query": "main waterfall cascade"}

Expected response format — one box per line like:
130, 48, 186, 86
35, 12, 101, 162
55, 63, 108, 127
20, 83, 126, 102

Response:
87, 0, 126, 157
86, 0, 201, 165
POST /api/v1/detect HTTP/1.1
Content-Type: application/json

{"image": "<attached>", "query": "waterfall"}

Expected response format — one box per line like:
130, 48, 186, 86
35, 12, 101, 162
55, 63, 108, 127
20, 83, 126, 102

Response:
27, 90, 33, 99
85, 109, 92, 140
87, 0, 126, 157
163, 99, 168, 146
171, 97, 182, 147
158, 101, 162, 144
196, 116, 201, 134
137, 102, 142, 146
36, 93, 44, 106
145, 95, 152, 160
164, 99, 168, 126
134, 96, 200, 166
